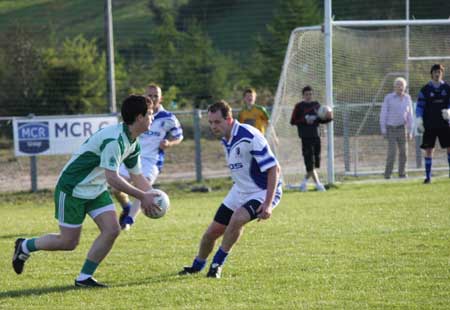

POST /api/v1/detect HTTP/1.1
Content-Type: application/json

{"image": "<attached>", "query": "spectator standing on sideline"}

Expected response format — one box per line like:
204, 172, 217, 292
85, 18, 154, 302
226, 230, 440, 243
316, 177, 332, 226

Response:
290, 86, 332, 192
416, 64, 450, 183
380, 77, 414, 179
238, 88, 270, 134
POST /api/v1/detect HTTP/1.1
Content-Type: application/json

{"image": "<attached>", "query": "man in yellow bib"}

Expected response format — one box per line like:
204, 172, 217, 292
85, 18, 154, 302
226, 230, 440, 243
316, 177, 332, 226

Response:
238, 88, 270, 134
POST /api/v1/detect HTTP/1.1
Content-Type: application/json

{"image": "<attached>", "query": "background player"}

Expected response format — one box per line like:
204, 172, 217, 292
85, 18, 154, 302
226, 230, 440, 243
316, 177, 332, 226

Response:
290, 86, 332, 192
415, 64, 450, 183
12, 95, 160, 287
113, 83, 183, 230
179, 100, 282, 278
238, 88, 270, 134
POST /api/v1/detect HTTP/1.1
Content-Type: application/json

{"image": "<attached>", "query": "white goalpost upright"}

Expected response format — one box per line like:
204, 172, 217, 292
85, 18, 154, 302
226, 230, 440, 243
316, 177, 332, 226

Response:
269, 0, 450, 187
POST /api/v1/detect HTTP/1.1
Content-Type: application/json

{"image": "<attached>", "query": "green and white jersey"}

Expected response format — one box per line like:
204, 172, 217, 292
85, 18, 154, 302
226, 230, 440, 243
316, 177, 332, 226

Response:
57, 123, 141, 199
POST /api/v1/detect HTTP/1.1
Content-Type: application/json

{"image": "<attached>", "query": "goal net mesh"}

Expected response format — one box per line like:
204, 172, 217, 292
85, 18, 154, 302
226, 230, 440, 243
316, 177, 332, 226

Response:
269, 25, 450, 186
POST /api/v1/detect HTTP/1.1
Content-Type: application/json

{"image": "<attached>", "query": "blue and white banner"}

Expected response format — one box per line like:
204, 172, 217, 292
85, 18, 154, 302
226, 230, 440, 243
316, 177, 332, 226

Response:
13, 115, 118, 156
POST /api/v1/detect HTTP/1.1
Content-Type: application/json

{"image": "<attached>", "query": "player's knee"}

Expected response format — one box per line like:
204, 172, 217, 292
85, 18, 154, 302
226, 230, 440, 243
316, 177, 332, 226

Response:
205, 227, 224, 240
104, 224, 121, 240
61, 237, 80, 251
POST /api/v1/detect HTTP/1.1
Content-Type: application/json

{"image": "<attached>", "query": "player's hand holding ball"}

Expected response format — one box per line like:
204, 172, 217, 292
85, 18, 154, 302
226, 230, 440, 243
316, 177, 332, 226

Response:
317, 105, 333, 120
441, 109, 450, 121
141, 189, 170, 219
140, 191, 162, 218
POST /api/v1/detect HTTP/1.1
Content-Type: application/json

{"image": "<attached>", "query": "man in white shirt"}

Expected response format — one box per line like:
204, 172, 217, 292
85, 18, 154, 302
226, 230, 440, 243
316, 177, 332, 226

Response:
379, 77, 414, 179
113, 84, 183, 230
179, 100, 282, 278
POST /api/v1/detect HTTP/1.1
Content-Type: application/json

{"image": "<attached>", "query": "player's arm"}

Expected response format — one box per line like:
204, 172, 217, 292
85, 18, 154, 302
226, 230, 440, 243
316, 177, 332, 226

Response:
257, 164, 280, 221
160, 117, 184, 149
105, 169, 147, 200
290, 104, 301, 125
415, 90, 426, 133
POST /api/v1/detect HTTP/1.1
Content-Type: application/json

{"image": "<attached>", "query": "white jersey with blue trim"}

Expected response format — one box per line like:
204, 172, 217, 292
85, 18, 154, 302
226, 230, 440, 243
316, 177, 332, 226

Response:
222, 121, 278, 193
138, 106, 183, 169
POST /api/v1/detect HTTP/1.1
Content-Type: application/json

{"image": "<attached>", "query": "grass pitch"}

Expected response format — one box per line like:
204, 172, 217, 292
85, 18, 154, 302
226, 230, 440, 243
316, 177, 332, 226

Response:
1, 178, 449, 309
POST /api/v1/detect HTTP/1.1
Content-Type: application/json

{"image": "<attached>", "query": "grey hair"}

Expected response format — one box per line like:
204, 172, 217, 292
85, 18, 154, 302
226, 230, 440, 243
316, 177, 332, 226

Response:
394, 77, 407, 87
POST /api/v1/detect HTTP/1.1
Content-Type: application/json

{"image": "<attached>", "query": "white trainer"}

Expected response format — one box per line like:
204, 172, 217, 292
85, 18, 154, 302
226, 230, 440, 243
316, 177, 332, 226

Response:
299, 182, 308, 192
316, 183, 326, 192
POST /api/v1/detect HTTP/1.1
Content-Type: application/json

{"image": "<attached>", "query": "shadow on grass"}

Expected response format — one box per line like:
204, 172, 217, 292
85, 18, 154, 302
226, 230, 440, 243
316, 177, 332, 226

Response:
112, 271, 197, 288
1, 272, 196, 299
0, 285, 78, 299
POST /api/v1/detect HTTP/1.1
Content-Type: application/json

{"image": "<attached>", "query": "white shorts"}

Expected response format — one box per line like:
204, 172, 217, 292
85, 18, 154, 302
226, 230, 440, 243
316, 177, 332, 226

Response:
118, 157, 159, 184
222, 183, 282, 212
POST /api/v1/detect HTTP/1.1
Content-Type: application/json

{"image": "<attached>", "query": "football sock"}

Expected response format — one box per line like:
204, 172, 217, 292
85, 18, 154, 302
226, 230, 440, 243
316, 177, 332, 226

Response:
424, 157, 432, 180
192, 257, 206, 271
78, 259, 99, 280
212, 247, 229, 266
122, 202, 131, 211
22, 238, 38, 254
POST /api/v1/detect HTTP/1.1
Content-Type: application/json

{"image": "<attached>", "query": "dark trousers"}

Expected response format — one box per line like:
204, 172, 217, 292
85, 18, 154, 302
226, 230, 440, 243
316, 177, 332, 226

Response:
301, 137, 321, 172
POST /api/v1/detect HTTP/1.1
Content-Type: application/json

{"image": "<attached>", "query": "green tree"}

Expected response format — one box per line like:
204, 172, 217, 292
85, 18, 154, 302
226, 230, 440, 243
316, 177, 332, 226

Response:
0, 25, 44, 116
145, 5, 240, 108
41, 35, 126, 114
251, 0, 322, 90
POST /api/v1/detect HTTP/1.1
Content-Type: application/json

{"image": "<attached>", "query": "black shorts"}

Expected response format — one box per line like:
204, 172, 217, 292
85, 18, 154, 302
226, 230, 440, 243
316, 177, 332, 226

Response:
213, 200, 261, 225
301, 137, 321, 172
421, 127, 450, 149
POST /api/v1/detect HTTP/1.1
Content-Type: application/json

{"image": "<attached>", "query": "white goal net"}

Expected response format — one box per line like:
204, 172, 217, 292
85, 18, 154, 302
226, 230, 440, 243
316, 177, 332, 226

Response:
269, 24, 450, 186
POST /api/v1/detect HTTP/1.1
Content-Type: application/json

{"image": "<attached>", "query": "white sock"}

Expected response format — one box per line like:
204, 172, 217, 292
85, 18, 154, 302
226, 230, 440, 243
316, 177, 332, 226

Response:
21, 239, 30, 255
129, 199, 141, 220
76, 273, 91, 281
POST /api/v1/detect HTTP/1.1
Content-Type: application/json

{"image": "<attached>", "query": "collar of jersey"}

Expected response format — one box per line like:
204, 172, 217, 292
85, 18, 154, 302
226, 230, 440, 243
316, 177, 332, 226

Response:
122, 123, 135, 143
428, 80, 444, 88
222, 120, 240, 145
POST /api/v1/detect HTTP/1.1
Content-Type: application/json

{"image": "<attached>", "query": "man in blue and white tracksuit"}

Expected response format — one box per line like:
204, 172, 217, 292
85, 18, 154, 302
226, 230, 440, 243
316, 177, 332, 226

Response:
179, 100, 282, 278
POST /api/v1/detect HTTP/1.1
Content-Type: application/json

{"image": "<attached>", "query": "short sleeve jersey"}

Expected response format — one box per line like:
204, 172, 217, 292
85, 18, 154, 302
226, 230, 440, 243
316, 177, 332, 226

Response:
57, 123, 141, 199
222, 121, 278, 193
238, 105, 270, 134
138, 106, 183, 169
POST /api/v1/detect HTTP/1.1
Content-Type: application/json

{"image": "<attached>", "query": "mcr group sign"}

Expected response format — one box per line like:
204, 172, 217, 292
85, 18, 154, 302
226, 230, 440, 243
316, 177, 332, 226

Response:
13, 115, 118, 156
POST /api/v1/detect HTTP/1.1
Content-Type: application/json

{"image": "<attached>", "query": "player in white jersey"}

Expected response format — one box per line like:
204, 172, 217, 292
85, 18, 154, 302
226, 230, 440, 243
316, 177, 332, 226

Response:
113, 84, 183, 230
12, 95, 161, 288
179, 100, 282, 278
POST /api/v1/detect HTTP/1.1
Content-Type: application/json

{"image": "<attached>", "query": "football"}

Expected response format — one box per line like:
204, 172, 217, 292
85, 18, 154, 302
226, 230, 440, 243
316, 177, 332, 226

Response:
144, 189, 170, 219
317, 105, 332, 120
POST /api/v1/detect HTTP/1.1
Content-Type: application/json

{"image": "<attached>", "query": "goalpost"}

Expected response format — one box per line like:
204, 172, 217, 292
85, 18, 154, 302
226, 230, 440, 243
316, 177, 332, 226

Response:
268, 0, 450, 186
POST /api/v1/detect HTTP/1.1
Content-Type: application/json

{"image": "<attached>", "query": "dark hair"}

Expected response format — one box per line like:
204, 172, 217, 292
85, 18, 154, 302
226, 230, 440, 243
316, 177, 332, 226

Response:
302, 85, 313, 94
430, 64, 444, 75
121, 95, 150, 125
243, 87, 256, 97
207, 100, 232, 119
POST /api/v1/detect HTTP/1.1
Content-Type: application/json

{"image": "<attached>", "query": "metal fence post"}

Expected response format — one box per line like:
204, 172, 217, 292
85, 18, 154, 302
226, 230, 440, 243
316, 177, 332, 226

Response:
30, 156, 38, 192
193, 109, 203, 182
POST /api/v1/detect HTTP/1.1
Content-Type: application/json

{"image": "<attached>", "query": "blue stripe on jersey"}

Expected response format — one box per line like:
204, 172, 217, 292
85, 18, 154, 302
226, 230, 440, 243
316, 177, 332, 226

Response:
156, 149, 164, 171
416, 91, 426, 118
250, 146, 268, 156
154, 110, 172, 120
258, 157, 276, 170
250, 158, 267, 189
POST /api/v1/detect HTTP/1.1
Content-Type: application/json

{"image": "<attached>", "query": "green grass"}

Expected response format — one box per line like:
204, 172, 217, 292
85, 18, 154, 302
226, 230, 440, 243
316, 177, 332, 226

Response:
1, 179, 450, 309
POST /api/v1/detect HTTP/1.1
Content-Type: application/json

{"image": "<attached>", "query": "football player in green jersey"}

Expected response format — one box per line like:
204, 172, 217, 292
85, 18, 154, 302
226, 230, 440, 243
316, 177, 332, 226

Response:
12, 95, 161, 288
